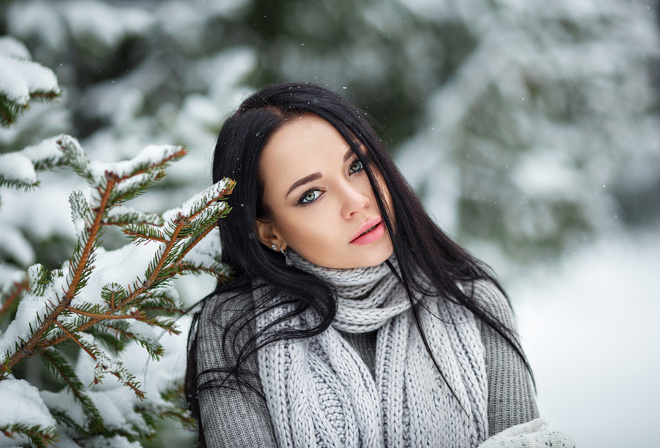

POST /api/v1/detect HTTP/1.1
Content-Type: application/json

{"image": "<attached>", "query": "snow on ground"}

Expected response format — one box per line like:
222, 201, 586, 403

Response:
509, 228, 660, 448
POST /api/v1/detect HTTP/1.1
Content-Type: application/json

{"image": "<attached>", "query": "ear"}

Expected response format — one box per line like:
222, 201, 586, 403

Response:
255, 218, 287, 251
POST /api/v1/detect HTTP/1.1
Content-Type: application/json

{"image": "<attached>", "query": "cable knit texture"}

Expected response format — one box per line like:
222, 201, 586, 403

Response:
255, 252, 489, 448
195, 262, 540, 447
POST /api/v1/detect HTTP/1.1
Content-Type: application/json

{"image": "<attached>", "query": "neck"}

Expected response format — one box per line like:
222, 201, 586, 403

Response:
287, 250, 409, 333
288, 250, 395, 300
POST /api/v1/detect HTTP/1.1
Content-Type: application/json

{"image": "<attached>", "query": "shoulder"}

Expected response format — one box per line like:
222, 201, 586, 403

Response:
471, 279, 539, 432
196, 288, 255, 335
194, 288, 256, 370
193, 291, 254, 355
470, 279, 515, 328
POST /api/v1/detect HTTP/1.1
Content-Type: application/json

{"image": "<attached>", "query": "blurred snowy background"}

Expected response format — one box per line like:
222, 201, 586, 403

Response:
1, 0, 659, 446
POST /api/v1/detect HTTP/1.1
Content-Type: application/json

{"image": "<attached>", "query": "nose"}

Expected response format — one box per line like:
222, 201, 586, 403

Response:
340, 182, 370, 219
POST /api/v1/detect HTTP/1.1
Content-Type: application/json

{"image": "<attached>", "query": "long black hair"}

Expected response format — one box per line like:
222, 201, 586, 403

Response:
185, 82, 533, 442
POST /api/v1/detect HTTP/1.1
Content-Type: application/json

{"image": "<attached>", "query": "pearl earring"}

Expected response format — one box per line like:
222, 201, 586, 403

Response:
271, 244, 277, 251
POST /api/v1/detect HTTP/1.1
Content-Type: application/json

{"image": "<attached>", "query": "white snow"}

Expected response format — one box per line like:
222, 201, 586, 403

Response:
0, 378, 56, 429
508, 229, 660, 447
188, 48, 257, 99
20, 135, 67, 166
52, 433, 84, 448
105, 205, 164, 226
40, 389, 87, 429
6, 3, 68, 51
0, 273, 57, 362
0, 225, 35, 267
88, 144, 183, 183
510, 151, 580, 198
0, 36, 30, 60
68, 190, 90, 239
70, 243, 163, 309
66, 316, 192, 432
0, 264, 25, 296
0, 96, 71, 148
0, 266, 67, 361
0, 169, 81, 241
395, 0, 660, 247
123, 315, 191, 404
162, 179, 231, 223
106, 172, 161, 206
182, 227, 223, 268
86, 435, 141, 448
60, 1, 155, 50
87, 387, 146, 432
0, 433, 30, 447
124, 320, 160, 347
0, 44, 60, 105
0, 153, 37, 186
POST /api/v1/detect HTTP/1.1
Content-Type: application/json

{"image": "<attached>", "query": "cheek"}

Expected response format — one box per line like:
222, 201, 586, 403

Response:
272, 209, 307, 240
277, 206, 342, 251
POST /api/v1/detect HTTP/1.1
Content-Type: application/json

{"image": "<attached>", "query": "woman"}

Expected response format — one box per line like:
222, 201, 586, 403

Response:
186, 82, 569, 447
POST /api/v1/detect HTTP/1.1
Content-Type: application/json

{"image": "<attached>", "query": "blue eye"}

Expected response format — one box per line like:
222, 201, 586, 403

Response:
298, 189, 322, 205
349, 159, 364, 175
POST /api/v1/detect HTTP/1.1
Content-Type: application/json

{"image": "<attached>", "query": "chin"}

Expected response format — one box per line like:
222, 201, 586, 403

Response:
303, 242, 394, 270
347, 246, 394, 269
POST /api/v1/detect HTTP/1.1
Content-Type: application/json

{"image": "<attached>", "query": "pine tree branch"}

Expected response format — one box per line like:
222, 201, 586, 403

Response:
1, 174, 233, 395
172, 224, 214, 265
142, 216, 184, 290
121, 227, 169, 244
68, 306, 143, 321
0, 423, 57, 448
175, 263, 230, 282
40, 349, 104, 433
138, 306, 181, 314
44, 218, 187, 347
99, 321, 137, 341
1, 176, 116, 375
53, 321, 97, 362
116, 149, 185, 184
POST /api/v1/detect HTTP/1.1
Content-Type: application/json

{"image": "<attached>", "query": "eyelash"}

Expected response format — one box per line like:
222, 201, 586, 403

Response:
297, 157, 366, 206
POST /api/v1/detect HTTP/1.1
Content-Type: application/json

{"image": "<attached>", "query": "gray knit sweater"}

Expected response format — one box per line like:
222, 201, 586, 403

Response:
195, 280, 538, 447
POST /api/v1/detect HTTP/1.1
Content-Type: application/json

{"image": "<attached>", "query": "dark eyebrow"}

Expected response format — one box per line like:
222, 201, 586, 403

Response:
343, 148, 354, 162
286, 172, 322, 197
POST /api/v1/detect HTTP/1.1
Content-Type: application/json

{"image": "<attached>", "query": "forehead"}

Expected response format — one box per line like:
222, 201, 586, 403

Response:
259, 114, 351, 186
265, 114, 348, 156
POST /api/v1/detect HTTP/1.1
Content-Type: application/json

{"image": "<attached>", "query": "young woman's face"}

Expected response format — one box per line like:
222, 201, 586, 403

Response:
256, 114, 394, 269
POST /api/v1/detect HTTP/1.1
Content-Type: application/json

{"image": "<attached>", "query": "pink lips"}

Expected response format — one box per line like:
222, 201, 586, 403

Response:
350, 216, 386, 245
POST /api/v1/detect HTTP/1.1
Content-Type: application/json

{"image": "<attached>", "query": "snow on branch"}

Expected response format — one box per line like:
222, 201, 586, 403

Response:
0, 135, 68, 192
0, 378, 58, 447
0, 152, 38, 190
0, 36, 61, 127
0, 135, 235, 445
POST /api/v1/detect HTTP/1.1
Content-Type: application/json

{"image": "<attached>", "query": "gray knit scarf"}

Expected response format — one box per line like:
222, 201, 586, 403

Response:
255, 252, 488, 447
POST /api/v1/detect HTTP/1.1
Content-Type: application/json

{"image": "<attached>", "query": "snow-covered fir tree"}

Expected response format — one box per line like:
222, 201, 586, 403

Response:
0, 132, 235, 446
0, 34, 235, 448
394, 0, 660, 264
